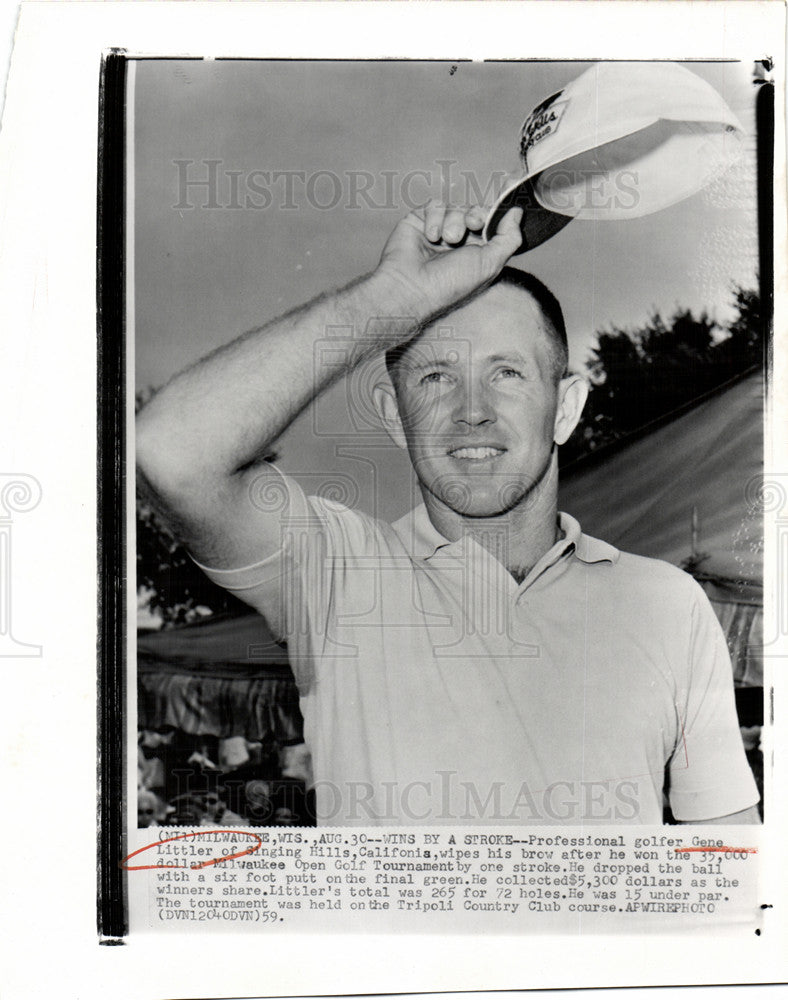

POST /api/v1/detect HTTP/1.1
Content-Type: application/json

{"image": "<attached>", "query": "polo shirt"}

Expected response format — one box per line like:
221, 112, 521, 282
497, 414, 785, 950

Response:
199, 472, 758, 827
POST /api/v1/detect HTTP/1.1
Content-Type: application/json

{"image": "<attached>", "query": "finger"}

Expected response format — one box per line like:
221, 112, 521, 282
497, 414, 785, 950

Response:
399, 207, 427, 231
482, 206, 524, 266
464, 205, 487, 231
424, 201, 446, 242
441, 208, 468, 245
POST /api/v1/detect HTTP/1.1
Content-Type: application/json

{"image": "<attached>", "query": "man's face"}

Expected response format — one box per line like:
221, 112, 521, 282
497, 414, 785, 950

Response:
391, 283, 564, 519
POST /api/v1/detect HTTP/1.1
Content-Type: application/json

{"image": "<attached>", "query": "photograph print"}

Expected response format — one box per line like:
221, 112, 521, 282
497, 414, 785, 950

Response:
132, 57, 769, 829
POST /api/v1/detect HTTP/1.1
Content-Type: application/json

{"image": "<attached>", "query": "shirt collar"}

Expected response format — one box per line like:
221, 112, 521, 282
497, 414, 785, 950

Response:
391, 504, 453, 560
392, 505, 619, 566
560, 512, 620, 565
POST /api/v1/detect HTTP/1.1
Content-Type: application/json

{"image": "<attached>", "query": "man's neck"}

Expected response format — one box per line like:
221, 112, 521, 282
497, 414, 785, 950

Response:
506, 517, 565, 583
422, 463, 562, 580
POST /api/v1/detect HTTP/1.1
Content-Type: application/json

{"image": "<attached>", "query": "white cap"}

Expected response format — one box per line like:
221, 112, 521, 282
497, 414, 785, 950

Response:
483, 62, 745, 253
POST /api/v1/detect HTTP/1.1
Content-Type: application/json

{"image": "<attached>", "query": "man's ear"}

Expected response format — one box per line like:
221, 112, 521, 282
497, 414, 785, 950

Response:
372, 375, 408, 450
553, 373, 589, 446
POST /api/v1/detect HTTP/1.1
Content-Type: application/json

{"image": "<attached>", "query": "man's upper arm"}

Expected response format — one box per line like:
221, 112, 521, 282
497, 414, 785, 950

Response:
158, 462, 313, 638
187, 462, 308, 570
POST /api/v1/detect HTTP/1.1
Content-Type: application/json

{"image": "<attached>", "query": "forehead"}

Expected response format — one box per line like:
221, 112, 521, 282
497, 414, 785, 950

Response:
400, 283, 552, 368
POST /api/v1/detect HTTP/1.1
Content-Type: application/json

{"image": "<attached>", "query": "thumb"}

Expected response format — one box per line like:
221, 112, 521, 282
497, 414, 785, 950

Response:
483, 206, 524, 269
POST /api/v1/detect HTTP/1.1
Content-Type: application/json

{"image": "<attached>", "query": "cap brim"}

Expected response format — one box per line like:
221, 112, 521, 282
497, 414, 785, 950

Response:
483, 173, 572, 254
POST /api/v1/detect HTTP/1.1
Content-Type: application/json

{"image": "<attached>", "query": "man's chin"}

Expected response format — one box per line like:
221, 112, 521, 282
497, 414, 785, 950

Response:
451, 502, 513, 519
429, 478, 532, 519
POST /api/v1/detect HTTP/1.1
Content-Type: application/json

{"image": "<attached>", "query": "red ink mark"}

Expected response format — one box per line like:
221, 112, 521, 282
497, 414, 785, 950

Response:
674, 846, 757, 854
119, 829, 263, 872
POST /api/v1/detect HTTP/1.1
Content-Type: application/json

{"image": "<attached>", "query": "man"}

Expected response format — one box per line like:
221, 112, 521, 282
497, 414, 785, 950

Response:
136, 202, 760, 826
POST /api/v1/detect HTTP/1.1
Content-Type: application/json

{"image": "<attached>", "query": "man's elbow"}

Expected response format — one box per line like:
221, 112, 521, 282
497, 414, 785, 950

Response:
135, 404, 204, 505
136, 407, 171, 491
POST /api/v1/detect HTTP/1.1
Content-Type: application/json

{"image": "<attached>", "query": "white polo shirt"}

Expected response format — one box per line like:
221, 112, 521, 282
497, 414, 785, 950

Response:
200, 476, 758, 826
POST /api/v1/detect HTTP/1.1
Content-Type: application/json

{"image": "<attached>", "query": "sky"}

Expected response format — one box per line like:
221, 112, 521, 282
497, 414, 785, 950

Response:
133, 58, 760, 523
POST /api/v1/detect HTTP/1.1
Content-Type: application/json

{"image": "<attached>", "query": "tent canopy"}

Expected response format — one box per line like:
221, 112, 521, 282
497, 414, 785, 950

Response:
559, 370, 763, 592
138, 611, 288, 677
137, 613, 301, 741
559, 370, 764, 687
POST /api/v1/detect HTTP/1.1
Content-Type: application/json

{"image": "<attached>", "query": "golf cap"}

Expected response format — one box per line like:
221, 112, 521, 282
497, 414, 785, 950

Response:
483, 62, 744, 253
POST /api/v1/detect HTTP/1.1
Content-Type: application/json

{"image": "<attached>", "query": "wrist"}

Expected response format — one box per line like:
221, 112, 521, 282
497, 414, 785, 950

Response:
361, 267, 434, 333
314, 271, 425, 370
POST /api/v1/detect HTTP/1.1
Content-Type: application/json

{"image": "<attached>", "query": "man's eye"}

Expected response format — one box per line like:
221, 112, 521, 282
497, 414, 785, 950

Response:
496, 367, 523, 379
420, 371, 448, 384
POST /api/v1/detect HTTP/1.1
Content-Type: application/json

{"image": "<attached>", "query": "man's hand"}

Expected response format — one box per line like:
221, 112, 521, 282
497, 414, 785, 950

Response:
376, 201, 523, 323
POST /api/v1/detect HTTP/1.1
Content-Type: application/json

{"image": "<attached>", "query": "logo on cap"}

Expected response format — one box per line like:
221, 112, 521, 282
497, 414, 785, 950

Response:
520, 90, 567, 165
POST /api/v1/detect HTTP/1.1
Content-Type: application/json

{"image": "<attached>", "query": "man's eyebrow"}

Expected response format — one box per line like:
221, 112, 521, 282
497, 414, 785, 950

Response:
403, 351, 535, 372
486, 353, 530, 366
405, 357, 456, 372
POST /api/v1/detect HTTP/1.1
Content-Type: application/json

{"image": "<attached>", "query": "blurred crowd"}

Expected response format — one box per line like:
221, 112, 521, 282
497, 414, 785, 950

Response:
137, 729, 315, 828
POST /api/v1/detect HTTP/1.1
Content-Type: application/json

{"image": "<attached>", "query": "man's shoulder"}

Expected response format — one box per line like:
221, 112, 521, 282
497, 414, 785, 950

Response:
306, 494, 405, 554
583, 532, 702, 598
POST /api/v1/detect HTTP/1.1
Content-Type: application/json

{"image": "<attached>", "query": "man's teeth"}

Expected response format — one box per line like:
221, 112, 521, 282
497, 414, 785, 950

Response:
450, 447, 504, 459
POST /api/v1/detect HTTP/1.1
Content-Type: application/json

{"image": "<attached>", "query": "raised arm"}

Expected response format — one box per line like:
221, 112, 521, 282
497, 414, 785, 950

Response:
136, 203, 522, 579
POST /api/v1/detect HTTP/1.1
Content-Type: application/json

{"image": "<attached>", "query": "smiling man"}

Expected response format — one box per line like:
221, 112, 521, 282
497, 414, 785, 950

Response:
136, 203, 760, 826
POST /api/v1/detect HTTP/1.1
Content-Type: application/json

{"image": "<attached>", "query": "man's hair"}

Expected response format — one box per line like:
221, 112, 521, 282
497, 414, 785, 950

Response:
385, 267, 569, 387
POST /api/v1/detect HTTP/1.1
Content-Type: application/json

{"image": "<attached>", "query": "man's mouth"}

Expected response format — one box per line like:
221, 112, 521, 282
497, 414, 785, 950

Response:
448, 446, 506, 461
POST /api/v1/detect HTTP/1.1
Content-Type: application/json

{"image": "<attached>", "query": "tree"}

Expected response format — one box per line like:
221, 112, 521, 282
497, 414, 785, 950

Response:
716, 286, 764, 371
137, 495, 250, 627
562, 285, 763, 464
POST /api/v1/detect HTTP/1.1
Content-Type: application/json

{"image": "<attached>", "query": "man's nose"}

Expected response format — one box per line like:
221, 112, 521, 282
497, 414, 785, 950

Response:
452, 381, 496, 428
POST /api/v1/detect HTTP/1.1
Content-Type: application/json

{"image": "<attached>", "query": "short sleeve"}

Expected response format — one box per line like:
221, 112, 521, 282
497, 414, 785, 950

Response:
190, 463, 303, 599
192, 465, 381, 691
668, 582, 759, 821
